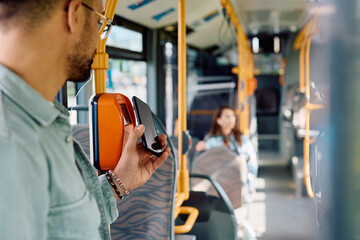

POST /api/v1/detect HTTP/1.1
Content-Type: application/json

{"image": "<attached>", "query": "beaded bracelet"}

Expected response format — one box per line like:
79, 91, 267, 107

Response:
105, 171, 125, 199
109, 170, 130, 196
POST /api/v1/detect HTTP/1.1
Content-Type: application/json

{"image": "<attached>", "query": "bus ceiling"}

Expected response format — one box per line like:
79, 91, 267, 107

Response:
114, 0, 315, 50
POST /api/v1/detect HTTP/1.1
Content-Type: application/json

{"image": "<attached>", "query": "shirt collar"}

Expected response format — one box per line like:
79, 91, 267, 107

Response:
0, 64, 65, 126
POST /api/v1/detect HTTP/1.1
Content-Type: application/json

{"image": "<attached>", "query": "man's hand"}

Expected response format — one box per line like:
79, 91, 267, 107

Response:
113, 124, 170, 192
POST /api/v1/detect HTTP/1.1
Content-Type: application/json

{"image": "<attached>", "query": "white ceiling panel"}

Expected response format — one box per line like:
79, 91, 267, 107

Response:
116, 0, 222, 29
232, 0, 310, 34
115, 0, 227, 49
233, 0, 307, 11
187, 14, 235, 49
113, 0, 311, 49
116, 0, 177, 28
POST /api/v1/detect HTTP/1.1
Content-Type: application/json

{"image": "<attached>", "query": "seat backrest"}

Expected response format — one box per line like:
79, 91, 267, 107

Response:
188, 91, 237, 140
72, 124, 91, 158
72, 119, 177, 240
169, 136, 200, 174
111, 152, 176, 240
191, 147, 246, 209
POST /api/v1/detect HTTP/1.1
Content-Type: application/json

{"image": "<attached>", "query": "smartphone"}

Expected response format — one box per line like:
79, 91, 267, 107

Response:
132, 96, 163, 157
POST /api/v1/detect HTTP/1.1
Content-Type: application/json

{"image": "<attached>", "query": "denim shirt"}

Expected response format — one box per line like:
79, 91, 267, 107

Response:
205, 134, 258, 175
0, 65, 118, 239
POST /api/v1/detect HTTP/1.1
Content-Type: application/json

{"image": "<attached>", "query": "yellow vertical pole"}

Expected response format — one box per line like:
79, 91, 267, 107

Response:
237, 30, 247, 136
90, 0, 119, 230
303, 38, 314, 199
237, 31, 242, 132
220, 0, 253, 136
243, 49, 249, 137
299, 43, 305, 93
91, 0, 118, 94
177, 0, 189, 200
249, 53, 254, 79
305, 39, 311, 98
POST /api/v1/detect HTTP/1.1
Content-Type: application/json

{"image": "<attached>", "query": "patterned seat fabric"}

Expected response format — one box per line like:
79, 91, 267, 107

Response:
72, 124, 91, 158
191, 147, 246, 209
72, 123, 176, 240
111, 152, 175, 240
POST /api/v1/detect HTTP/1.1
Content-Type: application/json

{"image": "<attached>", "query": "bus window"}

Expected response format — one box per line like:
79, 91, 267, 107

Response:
106, 25, 143, 52
106, 59, 147, 102
67, 81, 77, 125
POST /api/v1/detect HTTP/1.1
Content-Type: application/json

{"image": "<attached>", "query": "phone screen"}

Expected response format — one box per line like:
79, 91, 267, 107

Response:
132, 97, 162, 155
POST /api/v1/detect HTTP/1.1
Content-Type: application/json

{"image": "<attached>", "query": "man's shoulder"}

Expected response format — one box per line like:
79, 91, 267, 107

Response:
0, 92, 41, 145
0, 93, 36, 130
0, 98, 48, 167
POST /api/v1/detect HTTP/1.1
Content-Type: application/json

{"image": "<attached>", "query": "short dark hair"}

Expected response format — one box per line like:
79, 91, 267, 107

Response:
0, 0, 64, 29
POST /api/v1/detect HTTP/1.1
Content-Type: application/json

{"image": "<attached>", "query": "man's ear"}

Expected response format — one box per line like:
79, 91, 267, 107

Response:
66, 0, 82, 34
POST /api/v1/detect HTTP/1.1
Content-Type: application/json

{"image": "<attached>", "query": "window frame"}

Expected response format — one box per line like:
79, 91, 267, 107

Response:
106, 15, 148, 61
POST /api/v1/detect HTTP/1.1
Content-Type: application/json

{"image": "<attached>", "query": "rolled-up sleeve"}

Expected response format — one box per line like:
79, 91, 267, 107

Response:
98, 174, 119, 224
0, 137, 49, 240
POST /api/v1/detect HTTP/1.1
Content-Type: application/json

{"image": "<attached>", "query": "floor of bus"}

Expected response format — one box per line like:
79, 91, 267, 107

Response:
238, 152, 321, 240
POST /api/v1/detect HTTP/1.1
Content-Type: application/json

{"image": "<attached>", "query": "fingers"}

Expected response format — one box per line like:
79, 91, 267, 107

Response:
151, 147, 171, 170
126, 125, 145, 151
157, 134, 168, 148
157, 134, 167, 141
122, 125, 135, 149
195, 141, 206, 151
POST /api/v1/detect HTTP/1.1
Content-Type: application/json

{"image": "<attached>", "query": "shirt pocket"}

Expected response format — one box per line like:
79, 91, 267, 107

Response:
47, 190, 101, 239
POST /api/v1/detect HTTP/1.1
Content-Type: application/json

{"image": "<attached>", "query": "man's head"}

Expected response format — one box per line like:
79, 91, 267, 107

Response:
66, 1, 98, 83
0, 0, 102, 85
0, 0, 64, 30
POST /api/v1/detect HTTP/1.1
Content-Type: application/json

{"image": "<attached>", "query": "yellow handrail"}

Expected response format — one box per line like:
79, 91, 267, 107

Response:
299, 44, 305, 93
174, 207, 199, 234
174, 0, 198, 234
90, 0, 118, 231
237, 31, 247, 136
293, 17, 315, 50
176, 0, 189, 200
174, 193, 186, 217
303, 37, 314, 199
299, 17, 323, 199
219, 0, 253, 137
91, 0, 118, 94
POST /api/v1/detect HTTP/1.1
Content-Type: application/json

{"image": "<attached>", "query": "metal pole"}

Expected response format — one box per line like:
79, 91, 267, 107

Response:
92, 0, 118, 94
177, 0, 189, 199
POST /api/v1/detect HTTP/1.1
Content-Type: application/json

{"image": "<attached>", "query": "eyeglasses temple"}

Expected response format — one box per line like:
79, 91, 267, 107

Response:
81, 2, 108, 21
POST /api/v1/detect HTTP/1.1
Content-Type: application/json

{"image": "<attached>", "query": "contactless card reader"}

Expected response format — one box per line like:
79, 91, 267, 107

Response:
89, 93, 136, 171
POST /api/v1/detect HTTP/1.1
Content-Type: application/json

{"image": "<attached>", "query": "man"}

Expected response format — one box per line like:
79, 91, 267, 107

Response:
0, 0, 170, 239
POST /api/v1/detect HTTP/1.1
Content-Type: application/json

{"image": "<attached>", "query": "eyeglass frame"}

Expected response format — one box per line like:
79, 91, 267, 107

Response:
81, 2, 113, 40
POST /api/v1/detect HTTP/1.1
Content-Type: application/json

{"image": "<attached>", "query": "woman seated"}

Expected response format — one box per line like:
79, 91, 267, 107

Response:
196, 106, 258, 194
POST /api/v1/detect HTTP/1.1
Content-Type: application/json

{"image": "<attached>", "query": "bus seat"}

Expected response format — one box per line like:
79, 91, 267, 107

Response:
176, 174, 237, 240
72, 124, 91, 158
169, 135, 200, 174
175, 235, 196, 240
111, 114, 177, 240
188, 91, 237, 140
72, 119, 178, 240
111, 151, 176, 240
191, 147, 247, 209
